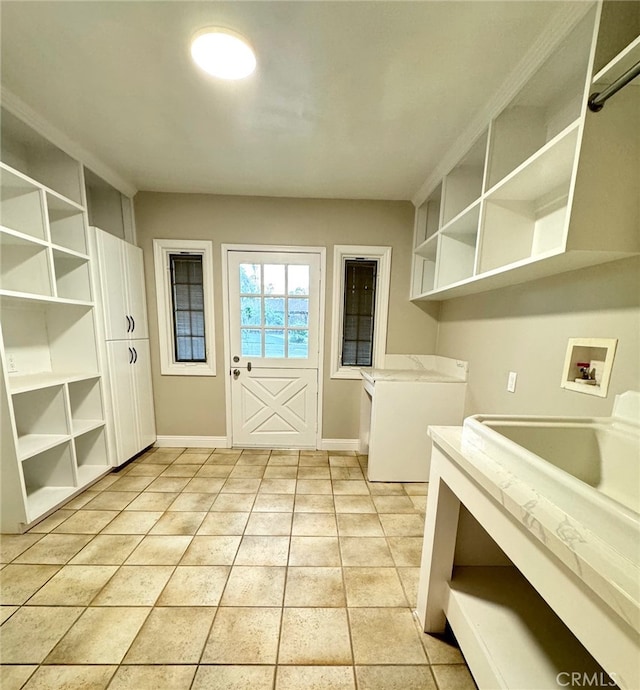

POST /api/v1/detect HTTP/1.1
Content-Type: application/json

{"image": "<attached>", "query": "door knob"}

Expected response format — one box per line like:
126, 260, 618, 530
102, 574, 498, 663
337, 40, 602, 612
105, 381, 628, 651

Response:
233, 356, 240, 363
233, 369, 241, 379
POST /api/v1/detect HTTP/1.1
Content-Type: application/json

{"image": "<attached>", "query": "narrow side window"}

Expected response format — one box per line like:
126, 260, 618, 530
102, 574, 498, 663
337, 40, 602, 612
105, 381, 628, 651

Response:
330, 245, 391, 379
341, 259, 377, 367
169, 254, 206, 363
153, 239, 215, 376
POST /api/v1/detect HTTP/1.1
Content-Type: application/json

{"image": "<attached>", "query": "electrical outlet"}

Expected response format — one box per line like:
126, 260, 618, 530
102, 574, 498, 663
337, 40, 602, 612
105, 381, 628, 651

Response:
7, 353, 17, 373
507, 371, 517, 393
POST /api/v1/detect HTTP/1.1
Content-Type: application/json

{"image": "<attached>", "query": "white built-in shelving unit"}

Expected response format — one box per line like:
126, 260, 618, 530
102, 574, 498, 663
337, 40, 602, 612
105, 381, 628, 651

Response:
410, 2, 640, 301
0, 108, 112, 532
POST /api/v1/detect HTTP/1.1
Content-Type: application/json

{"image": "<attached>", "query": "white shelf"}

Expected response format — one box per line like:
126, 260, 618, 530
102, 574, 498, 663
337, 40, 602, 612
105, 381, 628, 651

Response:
21, 440, 76, 517
18, 433, 71, 461
75, 426, 110, 479
72, 419, 105, 436
410, 7, 640, 301
447, 566, 612, 690
46, 192, 87, 254
0, 165, 46, 240
26, 486, 77, 522
1, 109, 115, 532
415, 233, 438, 260
0, 224, 49, 248
0, 230, 53, 296
76, 464, 109, 487
485, 124, 579, 202
8, 372, 100, 395
52, 249, 92, 301
0, 290, 93, 308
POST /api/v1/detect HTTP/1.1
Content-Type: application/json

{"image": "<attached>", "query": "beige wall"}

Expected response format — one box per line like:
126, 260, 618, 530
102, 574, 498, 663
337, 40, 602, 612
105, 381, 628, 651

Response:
435, 255, 640, 417
134, 192, 439, 440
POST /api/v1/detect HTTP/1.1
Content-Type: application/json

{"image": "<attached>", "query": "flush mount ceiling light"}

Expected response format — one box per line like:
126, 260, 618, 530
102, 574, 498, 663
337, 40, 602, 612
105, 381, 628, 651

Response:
190, 27, 256, 80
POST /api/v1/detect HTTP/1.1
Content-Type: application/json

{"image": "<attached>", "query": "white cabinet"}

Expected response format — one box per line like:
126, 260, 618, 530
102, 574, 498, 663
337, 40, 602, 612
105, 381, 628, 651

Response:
410, 3, 639, 301
91, 227, 156, 466
94, 227, 149, 340
359, 355, 468, 482
105, 340, 155, 464
0, 111, 110, 532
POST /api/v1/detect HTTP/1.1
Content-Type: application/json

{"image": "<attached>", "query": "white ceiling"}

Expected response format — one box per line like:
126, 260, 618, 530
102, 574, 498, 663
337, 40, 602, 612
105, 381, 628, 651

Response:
1, 1, 570, 201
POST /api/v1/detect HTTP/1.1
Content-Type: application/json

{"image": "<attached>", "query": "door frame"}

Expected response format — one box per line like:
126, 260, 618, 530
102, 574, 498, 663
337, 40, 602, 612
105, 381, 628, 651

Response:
221, 244, 326, 449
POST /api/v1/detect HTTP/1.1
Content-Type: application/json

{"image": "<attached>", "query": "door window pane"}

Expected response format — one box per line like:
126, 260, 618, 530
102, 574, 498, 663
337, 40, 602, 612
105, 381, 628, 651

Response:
264, 297, 285, 326
241, 297, 262, 326
288, 330, 308, 358
264, 264, 285, 294
265, 329, 285, 357
288, 298, 308, 327
288, 265, 309, 295
241, 329, 262, 356
236, 259, 313, 362
240, 264, 261, 294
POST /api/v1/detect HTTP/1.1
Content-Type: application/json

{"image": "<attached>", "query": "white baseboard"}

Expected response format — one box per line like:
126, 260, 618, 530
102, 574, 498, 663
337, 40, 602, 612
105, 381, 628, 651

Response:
154, 436, 229, 449
320, 438, 360, 452
154, 436, 360, 452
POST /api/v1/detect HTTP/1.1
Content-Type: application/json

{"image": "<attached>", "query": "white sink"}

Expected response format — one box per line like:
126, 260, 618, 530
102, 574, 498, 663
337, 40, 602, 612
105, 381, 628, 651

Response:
462, 391, 640, 563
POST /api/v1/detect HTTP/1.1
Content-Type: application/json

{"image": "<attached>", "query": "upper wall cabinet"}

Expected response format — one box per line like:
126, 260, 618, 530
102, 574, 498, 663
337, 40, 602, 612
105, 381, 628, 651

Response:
410, 1, 640, 301
92, 227, 149, 341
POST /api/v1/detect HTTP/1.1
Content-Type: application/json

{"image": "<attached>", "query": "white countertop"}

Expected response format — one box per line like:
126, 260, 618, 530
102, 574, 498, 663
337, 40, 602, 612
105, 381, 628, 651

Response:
428, 426, 640, 634
361, 368, 464, 383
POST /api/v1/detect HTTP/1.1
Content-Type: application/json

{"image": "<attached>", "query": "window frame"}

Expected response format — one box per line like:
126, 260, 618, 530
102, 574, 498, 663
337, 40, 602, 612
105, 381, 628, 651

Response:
153, 239, 216, 376
330, 245, 391, 380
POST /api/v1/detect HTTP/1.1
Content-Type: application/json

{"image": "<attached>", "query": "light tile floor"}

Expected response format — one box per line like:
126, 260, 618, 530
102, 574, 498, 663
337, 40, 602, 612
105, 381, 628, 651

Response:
0, 448, 477, 690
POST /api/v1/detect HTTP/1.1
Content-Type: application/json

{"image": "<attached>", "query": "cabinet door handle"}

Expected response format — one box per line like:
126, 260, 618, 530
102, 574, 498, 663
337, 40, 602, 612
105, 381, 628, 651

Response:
126, 315, 132, 332
130, 315, 135, 332
133, 347, 138, 363
128, 347, 134, 364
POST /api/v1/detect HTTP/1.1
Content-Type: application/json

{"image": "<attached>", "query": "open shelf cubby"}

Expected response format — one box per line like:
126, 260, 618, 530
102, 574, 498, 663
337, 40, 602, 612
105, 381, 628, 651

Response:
485, 9, 594, 190
414, 184, 442, 248
441, 132, 488, 227
22, 443, 76, 522
0, 230, 53, 297
412, 235, 438, 296
448, 566, 616, 690
436, 204, 481, 288
84, 167, 127, 240
0, 107, 83, 205
12, 384, 70, 460
68, 377, 104, 435
46, 192, 87, 254
1, 297, 99, 381
74, 427, 109, 485
479, 126, 578, 274
0, 165, 46, 239
53, 249, 92, 301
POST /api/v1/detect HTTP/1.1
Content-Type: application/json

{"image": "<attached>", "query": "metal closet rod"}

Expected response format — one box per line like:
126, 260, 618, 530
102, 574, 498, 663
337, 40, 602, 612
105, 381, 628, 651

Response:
588, 59, 640, 112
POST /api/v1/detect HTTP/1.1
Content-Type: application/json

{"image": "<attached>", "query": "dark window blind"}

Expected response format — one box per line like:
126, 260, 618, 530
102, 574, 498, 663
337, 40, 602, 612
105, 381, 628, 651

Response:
341, 259, 377, 367
169, 254, 206, 362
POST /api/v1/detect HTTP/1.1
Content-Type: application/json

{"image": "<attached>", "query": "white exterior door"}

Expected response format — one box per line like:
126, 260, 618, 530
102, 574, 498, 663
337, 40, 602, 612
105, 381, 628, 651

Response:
227, 250, 321, 448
